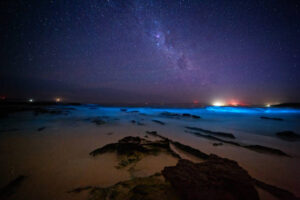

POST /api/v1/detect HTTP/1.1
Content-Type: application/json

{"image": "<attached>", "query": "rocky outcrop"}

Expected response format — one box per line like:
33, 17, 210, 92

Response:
185, 130, 290, 157
185, 126, 235, 139
69, 173, 180, 200
276, 131, 300, 141
260, 116, 283, 121
162, 155, 259, 200
89, 136, 180, 169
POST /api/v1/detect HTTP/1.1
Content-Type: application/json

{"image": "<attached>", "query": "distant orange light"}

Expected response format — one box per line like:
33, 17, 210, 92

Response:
193, 100, 199, 104
229, 100, 238, 106
55, 98, 61, 103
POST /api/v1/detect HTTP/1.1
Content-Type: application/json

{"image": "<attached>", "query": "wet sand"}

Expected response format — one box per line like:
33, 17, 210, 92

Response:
0, 105, 300, 199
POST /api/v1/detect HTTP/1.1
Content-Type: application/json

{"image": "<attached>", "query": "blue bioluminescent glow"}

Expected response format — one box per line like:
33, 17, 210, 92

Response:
93, 106, 300, 115
205, 106, 300, 114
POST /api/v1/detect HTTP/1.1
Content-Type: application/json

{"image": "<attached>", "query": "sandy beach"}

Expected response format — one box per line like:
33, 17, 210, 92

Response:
0, 104, 300, 200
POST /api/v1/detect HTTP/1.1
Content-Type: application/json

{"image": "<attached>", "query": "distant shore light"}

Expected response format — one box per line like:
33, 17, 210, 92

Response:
55, 98, 61, 103
266, 104, 271, 107
28, 98, 34, 103
212, 100, 226, 107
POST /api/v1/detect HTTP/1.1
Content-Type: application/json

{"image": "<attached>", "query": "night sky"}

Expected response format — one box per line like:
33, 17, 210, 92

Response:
1, 0, 299, 104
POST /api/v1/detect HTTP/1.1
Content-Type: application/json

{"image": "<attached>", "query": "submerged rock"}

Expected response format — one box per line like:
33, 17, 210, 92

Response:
182, 113, 191, 117
185, 126, 235, 139
276, 131, 300, 141
152, 120, 165, 125
162, 156, 259, 200
68, 186, 92, 193
213, 142, 223, 146
244, 145, 289, 156
260, 116, 283, 121
0, 175, 27, 198
37, 127, 46, 131
85, 117, 108, 125
127, 110, 139, 113
191, 114, 201, 119
131, 120, 145, 126
91, 118, 106, 125
33, 107, 70, 116
160, 112, 181, 118
254, 179, 300, 200
160, 112, 201, 119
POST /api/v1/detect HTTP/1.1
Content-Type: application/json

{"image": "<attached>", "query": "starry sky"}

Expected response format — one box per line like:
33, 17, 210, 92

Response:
0, 0, 299, 104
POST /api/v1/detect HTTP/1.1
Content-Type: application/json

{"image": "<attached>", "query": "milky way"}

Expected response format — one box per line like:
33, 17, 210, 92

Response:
0, 0, 299, 104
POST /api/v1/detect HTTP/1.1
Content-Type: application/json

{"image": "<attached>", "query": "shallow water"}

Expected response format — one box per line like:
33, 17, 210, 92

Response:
0, 105, 300, 200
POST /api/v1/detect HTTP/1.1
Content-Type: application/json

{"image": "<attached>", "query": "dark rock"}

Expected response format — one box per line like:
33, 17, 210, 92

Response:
244, 145, 289, 157
0, 175, 27, 198
137, 122, 145, 126
254, 179, 300, 200
87, 117, 106, 125
120, 108, 127, 112
80, 173, 180, 200
89, 136, 180, 168
162, 156, 259, 200
146, 131, 167, 140
213, 142, 223, 146
152, 120, 165, 125
160, 112, 201, 119
160, 112, 181, 118
68, 186, 92, 193
185, 130, 290, 157
128, 110, 139, 113
37, 127, 46, 131
182, 113, 191, 117
145, 131, 209, 160
185, 130, 242, 146
276, 131, 300, 141
185, 126, 235, 139
146, 131, 158, 136
131, 120, 145, 126
171, 141, 209, 160
260, 116, 283, 121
